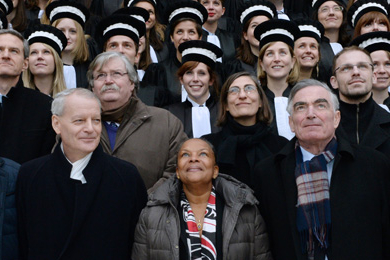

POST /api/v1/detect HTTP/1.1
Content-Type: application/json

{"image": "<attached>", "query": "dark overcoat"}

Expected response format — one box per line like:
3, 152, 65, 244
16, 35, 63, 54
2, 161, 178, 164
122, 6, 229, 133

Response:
0, 79, 55, 164
16, 144, 147, 260
254, 137, 390, 260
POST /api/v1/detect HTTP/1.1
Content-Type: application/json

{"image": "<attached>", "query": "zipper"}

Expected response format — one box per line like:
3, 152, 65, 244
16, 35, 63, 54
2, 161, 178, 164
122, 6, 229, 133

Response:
356, 104, 360, 144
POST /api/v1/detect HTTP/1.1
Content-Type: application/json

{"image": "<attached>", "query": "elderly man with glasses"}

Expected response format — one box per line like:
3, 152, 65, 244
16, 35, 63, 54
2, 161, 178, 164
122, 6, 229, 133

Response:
330, 45, 390, 157
254, 78, 390, 260
87, 51, 187, 192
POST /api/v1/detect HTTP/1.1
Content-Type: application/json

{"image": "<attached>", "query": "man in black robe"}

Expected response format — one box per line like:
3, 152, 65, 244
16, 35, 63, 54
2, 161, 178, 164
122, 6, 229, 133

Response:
0, 29, 55, 164
16, 88, 147, 260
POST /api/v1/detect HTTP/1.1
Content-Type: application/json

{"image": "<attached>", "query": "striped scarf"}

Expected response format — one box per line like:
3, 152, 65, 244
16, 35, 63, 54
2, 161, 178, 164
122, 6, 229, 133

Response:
181, 187, 217, 260
294, 137, 338, 258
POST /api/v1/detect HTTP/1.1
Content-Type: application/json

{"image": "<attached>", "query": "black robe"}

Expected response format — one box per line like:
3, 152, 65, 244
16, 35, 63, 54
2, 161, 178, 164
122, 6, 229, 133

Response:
16, 144, 147, 260
263, 84, 293, 137
138, 63, 171, 107
160, 55, 182, 105
167, 97, 220, 138
202, 28, 237, 63
318, 38, 335, 86
0, 78, 55, 164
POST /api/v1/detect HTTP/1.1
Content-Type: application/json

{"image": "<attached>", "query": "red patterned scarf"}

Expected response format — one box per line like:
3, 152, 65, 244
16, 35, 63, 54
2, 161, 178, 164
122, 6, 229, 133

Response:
180, 187, 217, 260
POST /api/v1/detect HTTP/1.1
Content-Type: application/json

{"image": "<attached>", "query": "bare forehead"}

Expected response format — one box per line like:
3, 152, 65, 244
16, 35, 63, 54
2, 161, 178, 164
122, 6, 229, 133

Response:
336, 50, 371, 65
0, 34, 23, 49
107, 35, 135, 44
294, 85, 331, 102
180, 139, 213, 152
94, 57, 125, 71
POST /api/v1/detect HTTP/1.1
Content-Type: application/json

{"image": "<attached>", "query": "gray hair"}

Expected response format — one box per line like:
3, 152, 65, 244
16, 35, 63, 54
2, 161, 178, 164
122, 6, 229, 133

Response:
0, 29, 29, 58
51, 88, 101, 116
86, 52, 139, 93
287, 79, 339, 115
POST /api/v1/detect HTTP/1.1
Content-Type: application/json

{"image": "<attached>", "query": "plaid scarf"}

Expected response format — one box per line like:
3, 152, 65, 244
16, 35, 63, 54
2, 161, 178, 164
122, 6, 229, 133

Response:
294, 137, 338, 258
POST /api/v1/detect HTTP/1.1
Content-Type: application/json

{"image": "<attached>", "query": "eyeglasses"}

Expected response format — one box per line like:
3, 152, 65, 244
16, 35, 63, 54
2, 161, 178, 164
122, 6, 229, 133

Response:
227, 85, 257, 95
94, 71, 128, 81
318, 5, 343, 13
333, 62, 374, 74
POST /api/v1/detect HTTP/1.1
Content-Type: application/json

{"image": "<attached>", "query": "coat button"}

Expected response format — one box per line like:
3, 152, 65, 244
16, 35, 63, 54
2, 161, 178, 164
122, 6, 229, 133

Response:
175, 245, 179, 249
166, 220, 170, 223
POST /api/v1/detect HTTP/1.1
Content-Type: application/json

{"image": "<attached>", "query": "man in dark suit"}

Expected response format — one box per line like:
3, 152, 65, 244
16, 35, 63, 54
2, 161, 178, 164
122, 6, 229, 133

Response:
0, 29, 55, 164
254, 79, 390, 260
16, 88, 147, 260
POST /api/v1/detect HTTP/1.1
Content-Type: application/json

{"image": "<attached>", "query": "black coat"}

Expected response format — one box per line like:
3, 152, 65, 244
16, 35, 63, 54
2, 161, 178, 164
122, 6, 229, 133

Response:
254, 137, 390, 260
16, 144, 147, 260
0, 79, 55, 164
167, 97, 220, 138
160, 56, 182, 105
138, 63, 170, 108
318, 38, 335, 86
337, 96, 390, 158
203, 117, 288, 189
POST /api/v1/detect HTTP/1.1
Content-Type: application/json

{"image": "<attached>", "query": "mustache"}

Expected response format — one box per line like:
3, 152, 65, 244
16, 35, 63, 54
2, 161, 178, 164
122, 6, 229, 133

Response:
100, 84, 120, 93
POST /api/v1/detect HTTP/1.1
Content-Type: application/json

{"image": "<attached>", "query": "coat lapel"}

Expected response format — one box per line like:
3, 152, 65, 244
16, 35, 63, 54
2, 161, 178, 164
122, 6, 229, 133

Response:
56, 146, 105, 259
278, 141, 309, 260
360, 104, 390, 149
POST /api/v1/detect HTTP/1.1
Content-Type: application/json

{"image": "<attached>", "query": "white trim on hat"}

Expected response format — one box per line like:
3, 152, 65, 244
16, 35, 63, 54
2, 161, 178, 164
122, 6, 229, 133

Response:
103, 23, 139, 38
260, 28, 294, 41
358, 36, 390, 49
127, 0, 156, 7
169, 7, 204, 23
182, 47, 217, 62
351, 3, 388, 26
132, 14, 145, 23
0, 20, 3, 29
50, 6, 86, 23
240, 5, 274, 24
27, 31, 64, 51
298, 25, 321, 38
0, 0, 9, 13
312, 0, 318, 7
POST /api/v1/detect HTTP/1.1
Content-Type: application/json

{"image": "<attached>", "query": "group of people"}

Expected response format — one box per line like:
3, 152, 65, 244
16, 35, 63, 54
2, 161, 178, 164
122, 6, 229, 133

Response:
0, 0, 389, 259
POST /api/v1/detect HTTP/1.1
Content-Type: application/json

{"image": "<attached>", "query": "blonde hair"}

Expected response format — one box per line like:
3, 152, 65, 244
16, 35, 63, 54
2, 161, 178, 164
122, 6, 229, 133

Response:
257, 42, 300, 86
52, 18, 89, 64
23, 43, 67, 97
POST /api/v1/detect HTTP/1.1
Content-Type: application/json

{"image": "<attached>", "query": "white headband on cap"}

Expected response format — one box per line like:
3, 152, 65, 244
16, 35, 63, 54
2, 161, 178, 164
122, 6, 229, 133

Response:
260, 28, 294, 41
298, 25, 321, 38
182, 47, 217, 62
103, 23, 139, 38
127, 0, 156, 7
351, 3, 387, 26
240, 5, 274, 24
27, 31, 64, 50
132, 14, 145, 23
312, 0, 318, 7
169, 7, 203, 23
0, 0, 9, 12
50, 6, 86, 23
358, 36, 390, 49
